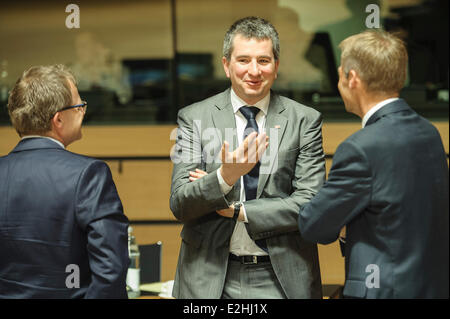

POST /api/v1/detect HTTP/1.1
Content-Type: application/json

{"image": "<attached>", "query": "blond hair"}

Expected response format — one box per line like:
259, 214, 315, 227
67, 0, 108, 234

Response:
7, 64, 77, 136
339, 30, 408, 94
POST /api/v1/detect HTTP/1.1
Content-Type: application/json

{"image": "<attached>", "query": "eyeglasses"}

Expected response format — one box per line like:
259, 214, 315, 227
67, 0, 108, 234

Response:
58, 101, 88, 113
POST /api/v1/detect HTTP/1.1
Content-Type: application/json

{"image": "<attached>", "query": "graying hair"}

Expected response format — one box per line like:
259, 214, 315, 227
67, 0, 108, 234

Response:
7, 64, 77, 136
223, 16, 280, 61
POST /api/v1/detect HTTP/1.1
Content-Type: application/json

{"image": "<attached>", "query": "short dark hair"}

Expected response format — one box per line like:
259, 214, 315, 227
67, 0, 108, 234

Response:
223, 16, 280, 61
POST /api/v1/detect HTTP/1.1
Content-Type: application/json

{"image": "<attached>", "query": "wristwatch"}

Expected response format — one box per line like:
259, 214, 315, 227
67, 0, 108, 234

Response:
233, 202, 242, 221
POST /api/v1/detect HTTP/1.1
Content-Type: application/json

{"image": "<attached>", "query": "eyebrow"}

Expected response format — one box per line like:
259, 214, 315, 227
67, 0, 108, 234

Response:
235, 55, 273, 59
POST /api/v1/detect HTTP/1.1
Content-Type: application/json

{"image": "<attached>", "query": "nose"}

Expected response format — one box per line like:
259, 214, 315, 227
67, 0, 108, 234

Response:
248, 59, 261, 77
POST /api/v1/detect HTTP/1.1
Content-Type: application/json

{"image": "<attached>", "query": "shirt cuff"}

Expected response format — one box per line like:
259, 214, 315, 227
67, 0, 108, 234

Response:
216, 169, 233, 195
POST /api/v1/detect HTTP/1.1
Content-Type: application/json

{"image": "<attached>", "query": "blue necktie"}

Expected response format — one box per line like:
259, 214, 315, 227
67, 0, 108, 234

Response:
239, 106, 267, 252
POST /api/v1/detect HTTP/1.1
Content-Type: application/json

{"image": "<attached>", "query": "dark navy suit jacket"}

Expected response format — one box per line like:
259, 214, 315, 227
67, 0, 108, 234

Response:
0, 138, 129, 298
299, 99, 449, 298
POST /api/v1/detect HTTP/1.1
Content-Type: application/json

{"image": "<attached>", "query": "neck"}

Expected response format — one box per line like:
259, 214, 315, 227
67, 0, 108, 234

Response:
358, 91, 399, 119
42, 131, 68, 147
232, 88, 269, 106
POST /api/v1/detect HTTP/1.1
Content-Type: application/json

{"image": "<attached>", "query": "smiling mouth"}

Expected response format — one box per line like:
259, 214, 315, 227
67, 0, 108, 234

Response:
245, 80, 262, 86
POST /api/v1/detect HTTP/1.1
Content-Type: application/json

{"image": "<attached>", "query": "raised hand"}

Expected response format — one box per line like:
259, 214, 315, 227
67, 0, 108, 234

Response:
220, 131, 268, 186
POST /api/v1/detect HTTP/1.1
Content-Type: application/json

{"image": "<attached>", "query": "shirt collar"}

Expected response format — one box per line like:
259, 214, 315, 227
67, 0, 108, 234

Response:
230, 88, 270, 116
21, 135, 65, 149
362, 97, 399, 128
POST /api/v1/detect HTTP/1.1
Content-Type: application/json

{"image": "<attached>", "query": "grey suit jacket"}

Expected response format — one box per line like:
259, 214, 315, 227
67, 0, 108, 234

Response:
299, 99, 449, 298
170, 89, 326, 298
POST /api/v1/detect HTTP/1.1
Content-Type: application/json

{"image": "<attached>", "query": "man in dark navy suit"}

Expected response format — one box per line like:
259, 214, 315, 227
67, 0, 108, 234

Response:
298, 30, 449, 298
0, 64, 129, 298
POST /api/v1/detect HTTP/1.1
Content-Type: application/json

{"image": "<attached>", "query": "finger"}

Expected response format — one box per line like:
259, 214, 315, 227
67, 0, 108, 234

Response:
190, 171, 207, 179
195, 169, 208, 175
247, 140, 257, 164
246, 131, 258, 144
236, 136, 249, 163
255, 131, 266, 153
257, 131, 267, 143
221, 141, 230, 163
189, 172, 198, 178
248, 132, 265, 163
243, 132, 258, 163
242, 132, 257, 151
256, 133, 269, 161
257, 142, 269, 160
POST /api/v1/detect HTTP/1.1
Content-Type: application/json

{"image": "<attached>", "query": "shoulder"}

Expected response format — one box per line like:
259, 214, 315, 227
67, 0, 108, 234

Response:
333, 134, 370, 167
60, 149, 100, 164
272, 94, 323, 133
275, 94, 322, 120
62, 153, 115, 191
178, 89, 229, 118
55, 149, 111, 176
0, 148, 111, 186
339, 125, 377, 154
338, 119, 399, 160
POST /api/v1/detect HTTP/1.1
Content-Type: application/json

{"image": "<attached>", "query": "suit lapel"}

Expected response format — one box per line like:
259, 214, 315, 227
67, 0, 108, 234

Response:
210, 89, 241, 199
257, 93, 287, 198
210, 89, 238, 150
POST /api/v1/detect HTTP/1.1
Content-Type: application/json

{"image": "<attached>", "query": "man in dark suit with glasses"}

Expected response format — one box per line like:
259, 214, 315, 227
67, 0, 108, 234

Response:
0, 64, 129, 298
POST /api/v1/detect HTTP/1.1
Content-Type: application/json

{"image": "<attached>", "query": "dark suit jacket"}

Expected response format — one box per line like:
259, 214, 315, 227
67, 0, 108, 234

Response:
0, 138, 129, 298
170, 89, 326, 298
299, 99, 449, 298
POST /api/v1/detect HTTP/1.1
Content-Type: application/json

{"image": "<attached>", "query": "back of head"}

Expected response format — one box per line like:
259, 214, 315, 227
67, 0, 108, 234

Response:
339, 30, 408, 95
223, 16, 280, 61
7, 64, 76, 137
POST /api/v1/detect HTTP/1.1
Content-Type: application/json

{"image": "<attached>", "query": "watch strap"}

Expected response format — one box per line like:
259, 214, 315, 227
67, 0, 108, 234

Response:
233, 202, 241, 221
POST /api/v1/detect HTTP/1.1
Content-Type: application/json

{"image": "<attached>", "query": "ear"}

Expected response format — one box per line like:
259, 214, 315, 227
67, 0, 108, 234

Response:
222, 56, 230, 78
347, 70, 361, 89
274, 59, 280, 79
50, 112, 64, 132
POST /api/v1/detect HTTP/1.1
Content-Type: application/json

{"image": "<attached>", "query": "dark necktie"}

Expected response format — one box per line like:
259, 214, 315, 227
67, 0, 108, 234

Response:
239, 106, 267, 252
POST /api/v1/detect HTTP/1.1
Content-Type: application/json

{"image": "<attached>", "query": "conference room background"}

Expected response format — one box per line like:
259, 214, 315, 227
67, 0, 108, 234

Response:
0, 0, 448, 290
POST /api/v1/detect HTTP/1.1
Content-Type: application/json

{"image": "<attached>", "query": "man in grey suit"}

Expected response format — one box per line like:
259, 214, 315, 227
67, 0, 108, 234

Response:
170, 16, 325, 299
298, 30, 449, 298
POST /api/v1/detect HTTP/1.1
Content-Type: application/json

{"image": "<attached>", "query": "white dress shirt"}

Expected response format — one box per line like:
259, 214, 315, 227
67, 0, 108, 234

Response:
362, 98, 399, 128
216, 88, 270, 256
21, 135, 65, 149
